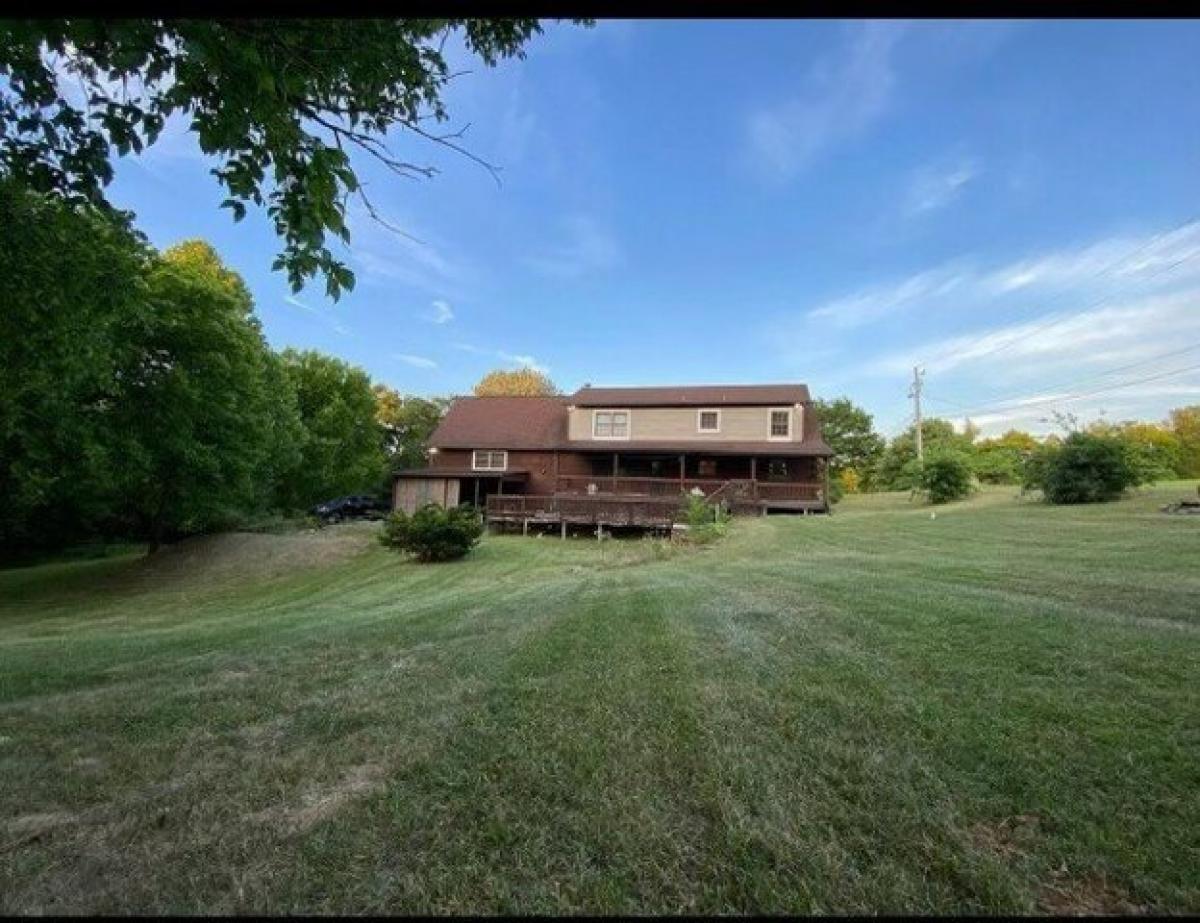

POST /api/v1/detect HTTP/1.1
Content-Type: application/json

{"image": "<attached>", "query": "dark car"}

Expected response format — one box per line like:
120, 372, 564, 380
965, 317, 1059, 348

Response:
310, 494, 387, 523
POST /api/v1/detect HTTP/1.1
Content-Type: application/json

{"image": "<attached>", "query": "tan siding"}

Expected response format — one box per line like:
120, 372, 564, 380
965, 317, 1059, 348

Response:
568, 405, 804, 443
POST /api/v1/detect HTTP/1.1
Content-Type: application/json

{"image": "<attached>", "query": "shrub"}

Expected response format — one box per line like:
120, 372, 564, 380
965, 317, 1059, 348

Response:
917, 451, 975, 504
1029, 432, 1138, 504
838, 468, 861, 494
379, 503, 484, 562
681, 492, 731, 544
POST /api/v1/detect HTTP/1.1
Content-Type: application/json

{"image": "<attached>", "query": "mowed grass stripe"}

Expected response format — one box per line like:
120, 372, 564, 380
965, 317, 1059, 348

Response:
1, 484, 1198, 913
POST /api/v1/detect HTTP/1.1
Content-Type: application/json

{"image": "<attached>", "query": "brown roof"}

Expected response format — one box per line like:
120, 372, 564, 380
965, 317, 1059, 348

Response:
428, 396, 568, 450
571, 384, 811, 406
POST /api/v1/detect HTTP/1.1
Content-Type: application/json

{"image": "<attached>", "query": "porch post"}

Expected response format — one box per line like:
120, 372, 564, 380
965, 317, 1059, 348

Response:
823, 458, 831, 512
498, 477, 504, 496
612, 452, 619, 493
750, 457, 757, 482
679, 454, 685, 490
473, 477, 480, 507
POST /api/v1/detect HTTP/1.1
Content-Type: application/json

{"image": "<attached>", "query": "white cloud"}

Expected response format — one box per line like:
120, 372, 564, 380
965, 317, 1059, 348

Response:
394, 353, 438, 369
805, 220, 1200, 332
868, 288, 1200, 379
425, 299, 454, 324
525, 215, 620, 279
744, 22, 907, 181
453, 342, 549, 374
906, 158, 980, 214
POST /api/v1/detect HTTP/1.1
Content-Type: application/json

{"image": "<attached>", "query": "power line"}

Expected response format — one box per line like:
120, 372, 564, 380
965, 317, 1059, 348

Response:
926, 338, 1200, 417
926, 359, 1200, 421
955, 217, 1200, 366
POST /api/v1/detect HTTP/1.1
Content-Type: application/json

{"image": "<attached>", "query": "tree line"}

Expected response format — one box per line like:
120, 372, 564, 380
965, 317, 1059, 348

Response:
815, 397, 1200, 498
0, 183, 524, 560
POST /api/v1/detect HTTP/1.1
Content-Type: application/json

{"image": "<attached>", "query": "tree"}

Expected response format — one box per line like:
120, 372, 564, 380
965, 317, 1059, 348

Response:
1168, 405, 1200, 477
811, 397, 884, 486
1088, 420, 1181, 485
0, 179, 151, 554
972, 429, 1039, 485
1029, 431, 1138, 504
111, 241, 303, 550
277, 349, 385, 510
0, 19, 583, 298
872, 418, 974, 491
917, 451, 976, 504
375, 384, 450, 470
473, 368, 559, 397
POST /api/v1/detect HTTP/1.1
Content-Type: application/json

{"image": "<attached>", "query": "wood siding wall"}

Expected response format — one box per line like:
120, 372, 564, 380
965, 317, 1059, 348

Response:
393, 477, 459, 514
566, 404, 808, 443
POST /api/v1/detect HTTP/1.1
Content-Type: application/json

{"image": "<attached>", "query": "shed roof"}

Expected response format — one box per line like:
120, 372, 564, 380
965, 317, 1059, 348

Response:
570, 384, 811, 407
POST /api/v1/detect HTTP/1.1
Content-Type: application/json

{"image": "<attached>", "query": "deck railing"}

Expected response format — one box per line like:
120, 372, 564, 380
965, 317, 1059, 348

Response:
554, 475, 823, 504
487, 494, 682, 526
554, 475, 732, 497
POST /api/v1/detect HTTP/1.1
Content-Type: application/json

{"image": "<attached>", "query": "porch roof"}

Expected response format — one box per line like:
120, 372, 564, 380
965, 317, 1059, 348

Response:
559, 440, 833, 457
393, 468, 529, 479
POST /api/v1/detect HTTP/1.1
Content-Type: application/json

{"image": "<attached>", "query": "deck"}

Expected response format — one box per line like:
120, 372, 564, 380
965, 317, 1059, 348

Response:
486, 478, 827, 533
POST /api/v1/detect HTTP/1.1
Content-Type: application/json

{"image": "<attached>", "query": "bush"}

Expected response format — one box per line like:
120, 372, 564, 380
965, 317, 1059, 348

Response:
917, 452, 975, 504
379, 503, 484, 562
681, 492, 731, 544
837, 468, 861, 494
1028, 432, 1138, 504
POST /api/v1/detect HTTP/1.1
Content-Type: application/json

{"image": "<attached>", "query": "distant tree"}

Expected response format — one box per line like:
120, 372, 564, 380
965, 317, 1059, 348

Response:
0, 19, 583, 297
110, 241, 303, 550
473, 368, 559, 397
1168, 405, 1200, 477
972, 429, 1039, 485
1029, 431, 1138, 504
812, 397, 884, 487
873, 418, 974, 491
1088, 420, 1181, 484
375, 384, 450, 470
277, 349, 385, 510
917, 450, 976, 504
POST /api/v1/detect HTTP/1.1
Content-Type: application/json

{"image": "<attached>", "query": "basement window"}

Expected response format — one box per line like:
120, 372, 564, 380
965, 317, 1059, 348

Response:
472, 450, 508, 471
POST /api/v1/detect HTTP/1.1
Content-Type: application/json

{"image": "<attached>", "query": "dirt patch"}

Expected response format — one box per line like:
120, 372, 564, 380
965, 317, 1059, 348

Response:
1039, 870, 1151, 915
117, 524, 375, 590
247, 762, 386, 835
968, 812, 1042, 860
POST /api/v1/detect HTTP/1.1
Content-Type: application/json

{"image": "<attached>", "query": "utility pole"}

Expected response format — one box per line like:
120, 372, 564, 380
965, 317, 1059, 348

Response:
909, 366, 925, 462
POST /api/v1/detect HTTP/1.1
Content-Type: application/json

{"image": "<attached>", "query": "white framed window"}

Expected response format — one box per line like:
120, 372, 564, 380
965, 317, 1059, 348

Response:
697, 409, 721, 433
472, 449, 508, 471
592, 409, 630, 440
768, 407, 792, 441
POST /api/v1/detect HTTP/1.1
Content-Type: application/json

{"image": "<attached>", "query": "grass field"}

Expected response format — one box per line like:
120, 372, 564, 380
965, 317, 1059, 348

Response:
2, 484, 1198, 914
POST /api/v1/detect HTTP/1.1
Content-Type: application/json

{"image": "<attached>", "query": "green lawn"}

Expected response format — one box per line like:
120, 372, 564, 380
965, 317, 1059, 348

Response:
2, 484, 1198, 914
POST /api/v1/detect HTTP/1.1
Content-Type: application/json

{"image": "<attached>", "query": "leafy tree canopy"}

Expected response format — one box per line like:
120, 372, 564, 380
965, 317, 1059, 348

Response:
811, 397, 884, 479
473, 367, 559, 397
0, 19, 581, 298
1169, 404, 1200, 477
277, 348, 385, 510
375, 384, 450, 470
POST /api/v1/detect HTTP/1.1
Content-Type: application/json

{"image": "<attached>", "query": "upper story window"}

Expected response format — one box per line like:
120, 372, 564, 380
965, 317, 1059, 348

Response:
768, 408, 792, 440
472, 449, 507, 471
592, 410, 630, 439
697, 409, 720, 433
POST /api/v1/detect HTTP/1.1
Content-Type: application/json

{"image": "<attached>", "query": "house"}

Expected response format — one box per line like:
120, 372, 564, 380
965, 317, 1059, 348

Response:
392, 384, 835, 527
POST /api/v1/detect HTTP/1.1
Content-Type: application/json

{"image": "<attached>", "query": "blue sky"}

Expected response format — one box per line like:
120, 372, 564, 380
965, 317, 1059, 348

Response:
107, 20, 1200, 437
